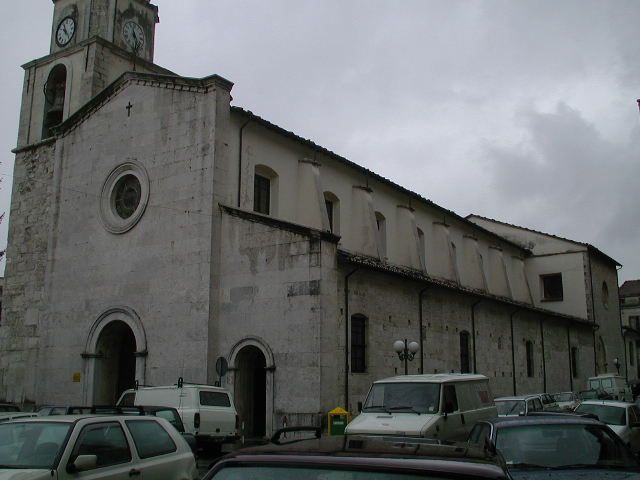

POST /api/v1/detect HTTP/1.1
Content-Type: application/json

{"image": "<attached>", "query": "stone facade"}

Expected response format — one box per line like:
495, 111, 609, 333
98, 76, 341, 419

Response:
0, 0, 626, 434
620, 280, 640, 382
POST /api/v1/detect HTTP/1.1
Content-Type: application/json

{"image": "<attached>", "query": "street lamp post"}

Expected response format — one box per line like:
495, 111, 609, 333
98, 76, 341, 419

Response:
393, 339, 420, 375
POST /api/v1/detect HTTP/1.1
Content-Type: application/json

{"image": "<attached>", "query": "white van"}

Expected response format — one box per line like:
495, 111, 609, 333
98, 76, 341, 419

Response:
117, 383, 238, 451
345, 374, 496, 441
588, 374, 632, 402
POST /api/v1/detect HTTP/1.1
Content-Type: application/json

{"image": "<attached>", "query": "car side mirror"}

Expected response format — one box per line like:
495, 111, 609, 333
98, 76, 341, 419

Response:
443, 402, 454, 415
357, 401, 363, 413
67, 455, 97, 473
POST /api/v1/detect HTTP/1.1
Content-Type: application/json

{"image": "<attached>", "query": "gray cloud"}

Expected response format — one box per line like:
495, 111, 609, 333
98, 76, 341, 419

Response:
2, 0, 639, 281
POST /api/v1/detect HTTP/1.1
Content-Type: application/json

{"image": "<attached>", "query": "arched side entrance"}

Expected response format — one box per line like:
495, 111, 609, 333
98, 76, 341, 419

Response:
82, 307, 147, 404
228, 337, 275, 439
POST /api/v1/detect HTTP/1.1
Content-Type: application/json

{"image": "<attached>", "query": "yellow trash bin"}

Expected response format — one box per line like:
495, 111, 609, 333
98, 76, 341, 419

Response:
328, 407, 351, 436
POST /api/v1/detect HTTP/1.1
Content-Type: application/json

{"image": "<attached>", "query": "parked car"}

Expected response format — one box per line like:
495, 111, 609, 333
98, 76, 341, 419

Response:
117, 381, 238, 452
344, 374, 496, 441
532, 392, 559, 411
579, 388, 613, 401
552, 391, 580, 411
575, 400, 640, 452
468, 415, 640, 478
0, 415, 198, 479
0, 403, 21, 413
203, 426, 511, 480
38, 404, 197, 453
494, 395, 543, 416
0, 412, 37, 422
588, 374, 633, 401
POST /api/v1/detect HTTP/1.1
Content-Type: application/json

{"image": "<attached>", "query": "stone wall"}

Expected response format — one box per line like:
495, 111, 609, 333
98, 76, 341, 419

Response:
0, 140, 56, 405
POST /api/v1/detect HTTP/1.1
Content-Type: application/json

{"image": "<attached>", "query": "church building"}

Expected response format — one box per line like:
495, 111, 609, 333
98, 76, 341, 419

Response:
1, 0, 625, 437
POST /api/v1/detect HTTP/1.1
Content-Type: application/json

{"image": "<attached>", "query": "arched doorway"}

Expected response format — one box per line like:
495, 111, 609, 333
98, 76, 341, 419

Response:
93, 321, 137, 404
234, 346, 267, 439
83, 307, 147, 405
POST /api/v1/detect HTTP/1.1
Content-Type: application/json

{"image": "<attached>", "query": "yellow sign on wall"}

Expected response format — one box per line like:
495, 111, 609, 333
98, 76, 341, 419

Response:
72, 372, 81, 382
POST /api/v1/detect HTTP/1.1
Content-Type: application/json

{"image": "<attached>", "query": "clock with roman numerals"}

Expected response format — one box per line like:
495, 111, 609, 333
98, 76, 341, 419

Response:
56, 16, 76, 47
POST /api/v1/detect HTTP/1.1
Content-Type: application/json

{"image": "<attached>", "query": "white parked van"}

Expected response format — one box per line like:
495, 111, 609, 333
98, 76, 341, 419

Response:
117, 382, 238, 451
345, 374, 496, 441
587, 374, 632, 402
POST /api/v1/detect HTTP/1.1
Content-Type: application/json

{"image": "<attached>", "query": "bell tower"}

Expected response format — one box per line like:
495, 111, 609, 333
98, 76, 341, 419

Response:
16, 0, 165, 147
50, 0, 159, 62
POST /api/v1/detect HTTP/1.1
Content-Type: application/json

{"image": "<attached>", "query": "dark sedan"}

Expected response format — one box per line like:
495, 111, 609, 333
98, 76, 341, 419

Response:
204, 427, 511, 479
468, 415, 640, 479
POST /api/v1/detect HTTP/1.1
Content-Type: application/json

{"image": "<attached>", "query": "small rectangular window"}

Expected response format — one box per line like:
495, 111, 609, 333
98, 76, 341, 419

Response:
253, 174, 270, 215
199, 391, 231, 407
541, 273, 563, 301
571, 347, 579, 378
526, 341, 534, 377
325, 199, 334, 232
351, 316, 366, 373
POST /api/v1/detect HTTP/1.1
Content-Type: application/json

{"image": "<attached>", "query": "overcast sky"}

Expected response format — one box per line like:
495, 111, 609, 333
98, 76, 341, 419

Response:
1, 0, 639, 282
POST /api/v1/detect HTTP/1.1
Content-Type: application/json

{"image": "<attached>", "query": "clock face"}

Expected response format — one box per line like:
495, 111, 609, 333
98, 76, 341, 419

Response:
122, 21, 145, 51
56, 16, 76, 47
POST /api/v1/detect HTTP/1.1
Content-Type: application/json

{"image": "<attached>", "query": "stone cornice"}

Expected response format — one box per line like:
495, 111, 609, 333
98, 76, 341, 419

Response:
220, 204, 341, 244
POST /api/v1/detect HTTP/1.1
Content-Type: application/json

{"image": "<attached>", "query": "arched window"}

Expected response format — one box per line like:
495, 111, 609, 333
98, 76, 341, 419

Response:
460, 331, 470, 373
526, 341, 534, 377
602, 281, 609, 309
42, 64, 67, 138
375, 211, 386, 257
417, 227, 425, 267
571, 347, 579, 378
350, 314, 367, 373
253, 165, 278, 216
323, 191, 340, 234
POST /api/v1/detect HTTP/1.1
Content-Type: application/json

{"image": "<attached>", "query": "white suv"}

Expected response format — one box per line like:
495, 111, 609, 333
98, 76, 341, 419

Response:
0, 415, 197, 479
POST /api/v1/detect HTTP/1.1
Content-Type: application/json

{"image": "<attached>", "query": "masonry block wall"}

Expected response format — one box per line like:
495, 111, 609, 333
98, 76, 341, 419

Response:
0, 142, 56, 404
218, 209, 339, 434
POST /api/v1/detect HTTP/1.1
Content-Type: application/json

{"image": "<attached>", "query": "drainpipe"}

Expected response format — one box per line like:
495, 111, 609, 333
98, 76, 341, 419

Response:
237, 116, 253, 208
567, 326, 573, 391
588, 254, 597, 374
418, 287, 428, 374
471, 300, 482, 374
344, 268, 360, 411
510, 309, 520, 395
593, 324, 600, 375
616, 265, 627, 381
540, 318, 547, 393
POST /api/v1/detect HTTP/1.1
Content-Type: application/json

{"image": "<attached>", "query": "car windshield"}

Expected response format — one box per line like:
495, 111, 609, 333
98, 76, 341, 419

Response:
0, 421, 71, 469
495, 400, 525, 416
495, 424, 637, 469
554, 393, 574, 402
210, 466, 455, 480
363, 382, 440, 414
575, 404, 626, 426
